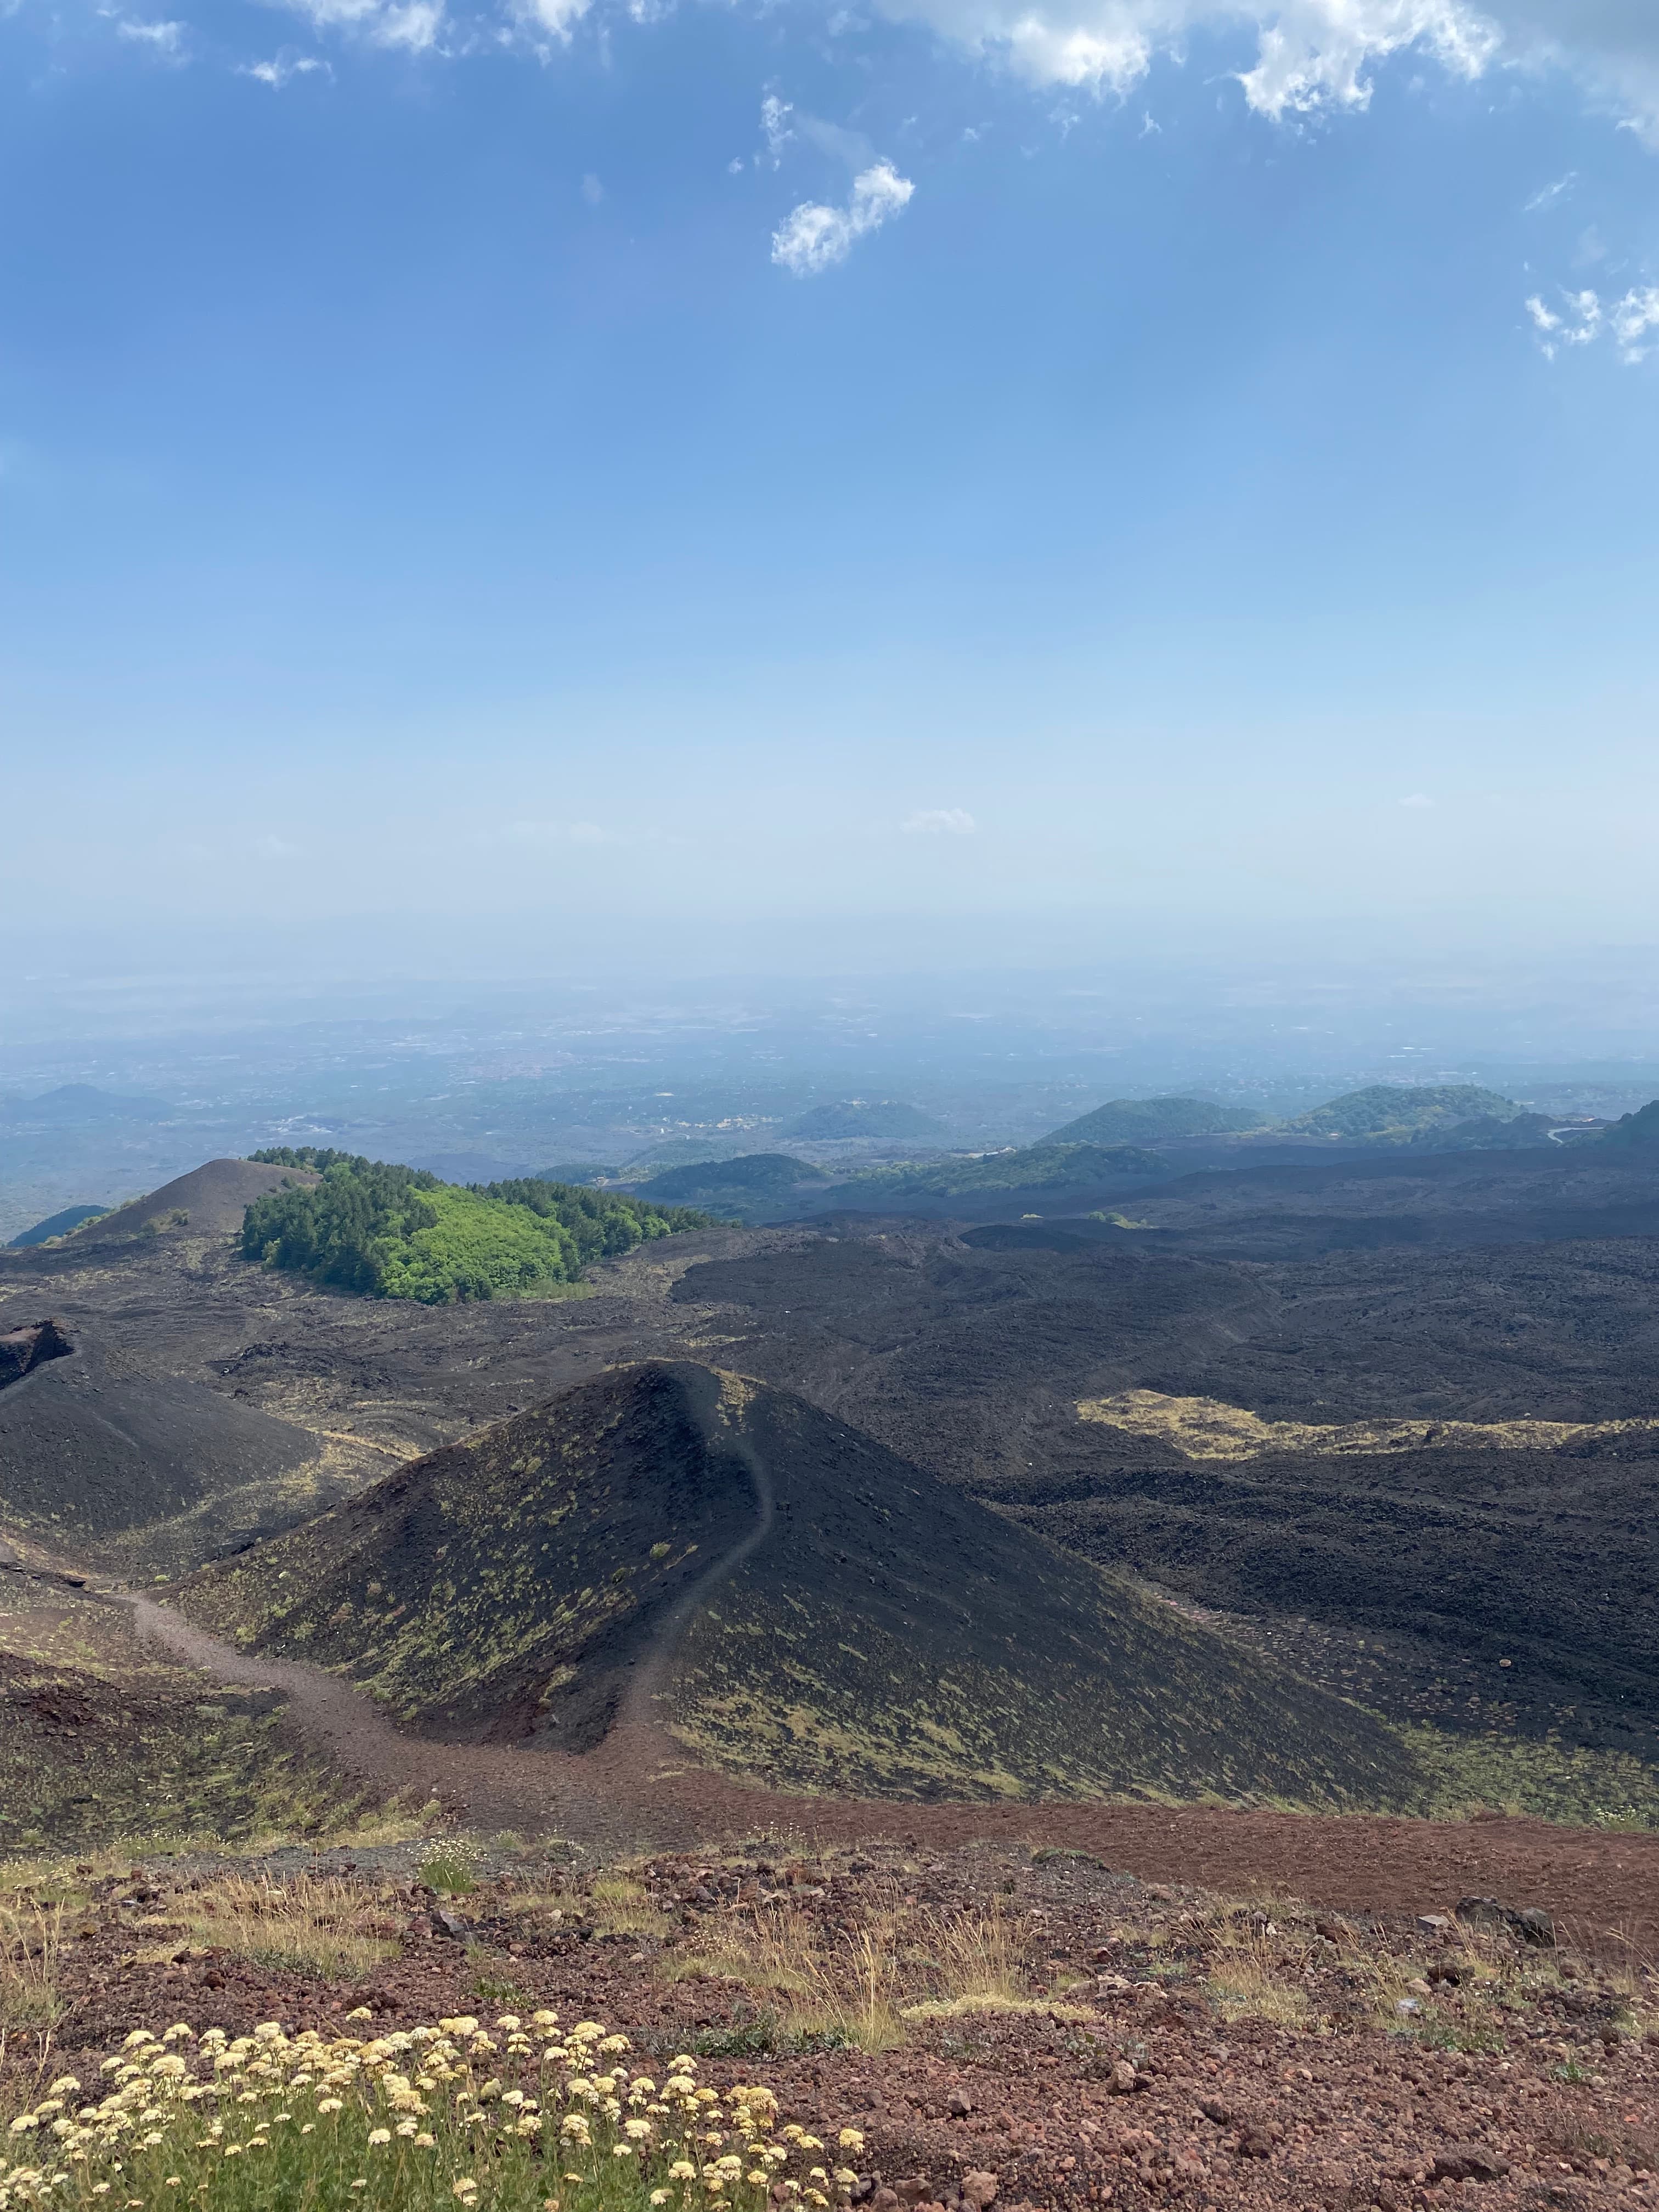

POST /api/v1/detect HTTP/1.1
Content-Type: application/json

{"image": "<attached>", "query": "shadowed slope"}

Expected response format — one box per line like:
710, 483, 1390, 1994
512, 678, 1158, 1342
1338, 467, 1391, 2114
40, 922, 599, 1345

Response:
179, 1361, 1428, 1810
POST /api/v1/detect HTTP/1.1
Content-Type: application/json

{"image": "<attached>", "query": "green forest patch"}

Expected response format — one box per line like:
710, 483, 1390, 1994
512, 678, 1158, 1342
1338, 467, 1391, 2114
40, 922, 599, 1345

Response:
242, 1151, 706, 1304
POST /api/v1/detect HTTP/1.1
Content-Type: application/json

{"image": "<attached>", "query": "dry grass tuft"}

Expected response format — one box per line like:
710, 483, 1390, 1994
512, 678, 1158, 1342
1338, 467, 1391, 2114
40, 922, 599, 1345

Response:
661, 1894, 1030, 2050
0, 1898, 65, 2031
180, 1873, 399, 1978
588, 1875, 673, 1940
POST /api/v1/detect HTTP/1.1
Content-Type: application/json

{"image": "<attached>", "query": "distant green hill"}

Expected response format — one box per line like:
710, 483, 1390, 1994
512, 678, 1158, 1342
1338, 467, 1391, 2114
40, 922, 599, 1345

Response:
786, 1099, 944, 1141
636, 1153, 827, 1207
835, 1140, 1167, 1202
1600, 1101, 1659, 1152
242, 1152, 703, 1304
533, 1161, 616, 1187
1289, 1085, 1520, 1142
8, 1203, 111, 1249
1046, 1096, 1264, 1145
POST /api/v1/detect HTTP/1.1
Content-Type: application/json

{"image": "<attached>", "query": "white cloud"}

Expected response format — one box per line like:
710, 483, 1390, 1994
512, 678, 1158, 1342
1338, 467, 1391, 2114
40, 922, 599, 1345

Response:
580, 170, 604, 203
256, 833, 301, 859
1523, 169, 1575, 210
902, 806, 977, 834
241, 50, 329, 81
117, 16, 185, 49
280, 0, 443, 48
771, 160, 914, 275
761, 93, 794, 166
1527, 283, 1659, 362
503, 0, 588, 42
851, 0, 1659, 144
1398, 792, 1434, 808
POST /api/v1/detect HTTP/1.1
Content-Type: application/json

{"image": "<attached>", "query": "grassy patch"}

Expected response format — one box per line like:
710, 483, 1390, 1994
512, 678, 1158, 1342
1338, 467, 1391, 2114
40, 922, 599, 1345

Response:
0, 1900, 65, 2034
417, 1847, 478, 1899
659, 1895, 1032, 2054
180, 1875, 400, 1979
588, 1878, 671, 1940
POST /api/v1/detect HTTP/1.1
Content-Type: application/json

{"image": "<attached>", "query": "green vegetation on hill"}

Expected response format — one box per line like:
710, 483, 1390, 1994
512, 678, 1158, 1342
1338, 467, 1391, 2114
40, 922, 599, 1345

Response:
242, 1152, 703, 1304
1601, 1099, 1659, 1150
1046, 1096, 1263, 1145
637, 1153, 828, 1203
7, 1202, 111, 1249
786, 1098, 943, 1140
837, 1140, 1167, 1201
1288, 1084, 1520, 1141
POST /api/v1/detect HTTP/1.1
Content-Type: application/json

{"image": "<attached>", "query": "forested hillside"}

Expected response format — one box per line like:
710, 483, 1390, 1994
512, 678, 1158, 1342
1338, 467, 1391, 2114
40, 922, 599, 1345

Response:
243, 1150, 704, 1303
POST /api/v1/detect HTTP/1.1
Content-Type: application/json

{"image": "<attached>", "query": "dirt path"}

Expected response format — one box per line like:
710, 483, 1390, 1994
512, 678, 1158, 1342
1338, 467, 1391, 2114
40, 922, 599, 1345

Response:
120, 1589, 1659, 1954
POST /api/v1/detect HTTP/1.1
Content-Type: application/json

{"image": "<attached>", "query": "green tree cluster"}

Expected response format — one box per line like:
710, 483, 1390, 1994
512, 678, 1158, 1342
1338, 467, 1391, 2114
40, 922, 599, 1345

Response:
242, 1152, 703, 1303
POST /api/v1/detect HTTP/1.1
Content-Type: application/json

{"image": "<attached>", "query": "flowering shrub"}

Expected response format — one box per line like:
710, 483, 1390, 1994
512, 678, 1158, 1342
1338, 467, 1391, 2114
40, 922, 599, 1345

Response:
1, 2013, 865, 2212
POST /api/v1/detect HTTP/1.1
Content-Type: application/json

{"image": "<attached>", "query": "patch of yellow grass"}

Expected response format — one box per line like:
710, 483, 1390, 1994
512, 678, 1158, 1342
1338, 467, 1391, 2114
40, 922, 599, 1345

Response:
1205, 1951, 1313, 2028
588, 1875, 672, 1939
659, 1895, 1031, 2052
1077, 1389, 1659, 1463
901, 1995, 1098, 2023
180, 1873, 399, 1978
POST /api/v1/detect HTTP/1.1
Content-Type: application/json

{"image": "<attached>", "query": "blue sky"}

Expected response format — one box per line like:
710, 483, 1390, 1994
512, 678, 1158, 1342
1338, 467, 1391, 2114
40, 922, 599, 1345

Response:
3, 0, 1658, 968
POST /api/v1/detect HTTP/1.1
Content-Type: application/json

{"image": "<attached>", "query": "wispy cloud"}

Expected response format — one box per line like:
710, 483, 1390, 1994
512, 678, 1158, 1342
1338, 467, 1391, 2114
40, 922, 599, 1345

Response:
772, 161, 913, 276
760, 93, 794, 167
279, 0, 443, 50
1527, 285, 1659, 363
580, 171, 603, 204
241, 49, 329, 82
902, 807, 977, 834
1398, 792, 1434, 809
256, 833, 301, 859
1524, 171, 1576, 212
116, 16, 185, 51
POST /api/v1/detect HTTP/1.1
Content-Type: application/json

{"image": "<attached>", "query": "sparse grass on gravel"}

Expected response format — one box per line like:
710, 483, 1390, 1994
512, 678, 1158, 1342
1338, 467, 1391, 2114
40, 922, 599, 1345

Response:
0, 2012, 861, 2212
0, 1902, 65, 2034
178, 1875, 401, 1980
661, 1894, 1029, 2050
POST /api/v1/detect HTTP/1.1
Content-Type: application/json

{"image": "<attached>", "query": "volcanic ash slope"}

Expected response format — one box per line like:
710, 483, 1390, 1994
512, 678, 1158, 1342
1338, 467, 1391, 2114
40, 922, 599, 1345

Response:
178, 1361, 1424, 1808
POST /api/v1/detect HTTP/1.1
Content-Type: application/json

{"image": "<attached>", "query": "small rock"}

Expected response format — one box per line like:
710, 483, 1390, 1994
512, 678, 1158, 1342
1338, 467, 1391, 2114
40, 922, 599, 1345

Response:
947, 2091, 973, 2118
1417, 1914, 1454, 1937
961, 2174, 998, 2210
1430, 2143, 1511, 2184
896, 2182, 928, 2207
868, 2193, 900, 2212
433, 1909, 467, 1939
1406, 1978, 1433, 1997
1457, 1895, 1508, 1928
1199, 2098, 1232, 2126
1515, 1907, 1556, 1946
1396, 1999, 1422, 2017
1108, 2061, 1138, 2095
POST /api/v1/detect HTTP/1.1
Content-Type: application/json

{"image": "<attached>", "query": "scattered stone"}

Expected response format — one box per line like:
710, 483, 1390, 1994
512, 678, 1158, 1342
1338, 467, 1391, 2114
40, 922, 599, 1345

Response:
960, 2174, 997, 2209
947, 2091, 972, 2118
1456, 1895, 1556, 1945
1417, 1914, 1454, 1937
1108, 2061, 1138, 2095
1429, 2143, 1511, 2184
